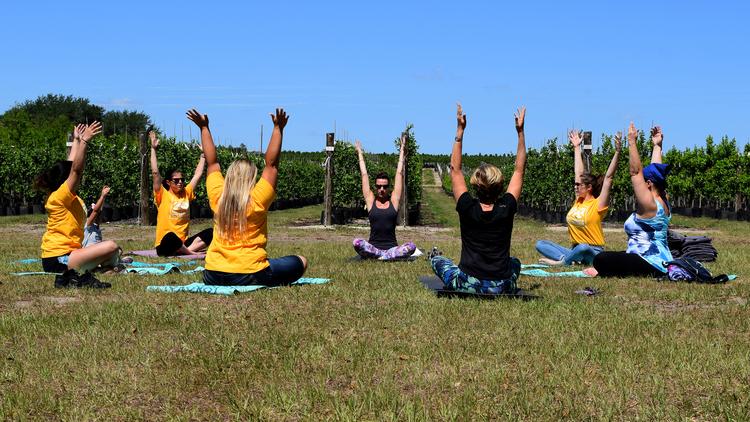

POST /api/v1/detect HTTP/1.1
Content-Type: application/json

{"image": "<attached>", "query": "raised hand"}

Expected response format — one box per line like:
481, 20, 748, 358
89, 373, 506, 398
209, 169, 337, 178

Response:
355, 139, 363, 154
81, 121, 102, 143
569, 129, 583, 148
514, 106, 526, 132
186, 109, 209, 128
101, 185, 111, 196
270, 108, 289, 130
456, 102, 467, 131
73, 124, 86, 141
627, 122, 638, 143
614, 131, 623, 152
149, 130, 159, 149
651, 126, 663, 148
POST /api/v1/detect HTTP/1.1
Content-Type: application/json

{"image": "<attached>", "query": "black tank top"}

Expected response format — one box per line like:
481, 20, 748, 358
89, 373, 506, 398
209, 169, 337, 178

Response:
368, 200, 398, 250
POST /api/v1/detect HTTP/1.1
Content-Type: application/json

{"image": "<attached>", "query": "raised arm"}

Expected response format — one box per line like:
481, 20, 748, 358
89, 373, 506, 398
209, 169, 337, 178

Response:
149, 131, 163, 193
261, 108, 288, 188
355, 140, 375, 210
86, 185, 110, 226
186, 109, 220, 174
65, 121, 101, 194
506, 106, 527, 201
628, 122, 657, 216
67, 124, 86, 161
597, 132, 622, 211
390, 133, 406, 210
188, 143, 206, 191
450, 102, 468, 202
650, 125, 663, 164
569, 129, 584, 184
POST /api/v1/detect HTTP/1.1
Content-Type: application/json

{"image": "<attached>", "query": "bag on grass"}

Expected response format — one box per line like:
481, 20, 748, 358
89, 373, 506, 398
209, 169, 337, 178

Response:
665, 257, 729, 284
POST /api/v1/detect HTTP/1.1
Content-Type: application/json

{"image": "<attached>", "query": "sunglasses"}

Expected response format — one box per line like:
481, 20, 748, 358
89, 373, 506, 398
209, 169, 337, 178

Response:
170, 178, 185, 183
375, 184, 389, 190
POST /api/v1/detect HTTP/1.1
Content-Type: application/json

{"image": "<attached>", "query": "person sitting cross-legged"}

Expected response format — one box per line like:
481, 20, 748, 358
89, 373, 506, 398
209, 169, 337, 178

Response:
149, 129, 212, 256
535, 129, 622, 266
429, 103, 527, 294
352, 135, 416, 260
36, 122, 119, 288
188, 108, 308, 287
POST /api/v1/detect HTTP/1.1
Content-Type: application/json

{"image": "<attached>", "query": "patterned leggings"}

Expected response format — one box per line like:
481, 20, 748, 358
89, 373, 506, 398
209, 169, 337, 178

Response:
430, 255, 521, 294
353, 239, 417, 260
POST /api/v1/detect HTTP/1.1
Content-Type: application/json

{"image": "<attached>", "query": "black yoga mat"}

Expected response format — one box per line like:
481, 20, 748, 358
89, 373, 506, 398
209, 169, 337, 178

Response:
419, 275, 541, 301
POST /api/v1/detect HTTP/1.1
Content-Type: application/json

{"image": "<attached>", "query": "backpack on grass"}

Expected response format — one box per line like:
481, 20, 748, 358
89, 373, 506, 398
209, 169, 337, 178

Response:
664, 257, 729, 284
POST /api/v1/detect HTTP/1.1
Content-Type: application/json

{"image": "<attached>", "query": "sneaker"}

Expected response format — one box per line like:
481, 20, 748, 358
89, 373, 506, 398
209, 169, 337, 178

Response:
427, 246, 443, 260
76, 271, 112, 289
54, 269, 77, 288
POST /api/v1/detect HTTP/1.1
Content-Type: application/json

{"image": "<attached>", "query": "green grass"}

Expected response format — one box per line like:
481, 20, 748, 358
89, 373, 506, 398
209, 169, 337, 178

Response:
1, 172, 749, 420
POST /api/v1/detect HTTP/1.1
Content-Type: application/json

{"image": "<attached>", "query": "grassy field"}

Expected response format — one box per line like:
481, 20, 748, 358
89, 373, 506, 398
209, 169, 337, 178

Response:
2, 173, 750, 420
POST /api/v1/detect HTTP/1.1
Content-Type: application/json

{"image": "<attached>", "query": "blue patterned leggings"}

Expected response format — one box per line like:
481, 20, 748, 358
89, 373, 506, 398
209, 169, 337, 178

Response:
430, 255, 521, 294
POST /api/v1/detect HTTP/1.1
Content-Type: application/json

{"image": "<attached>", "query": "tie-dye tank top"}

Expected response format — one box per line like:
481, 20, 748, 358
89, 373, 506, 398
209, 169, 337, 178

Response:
624, 200, 673, 273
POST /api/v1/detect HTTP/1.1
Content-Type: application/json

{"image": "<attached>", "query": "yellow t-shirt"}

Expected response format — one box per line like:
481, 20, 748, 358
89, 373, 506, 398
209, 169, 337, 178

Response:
566, 197, 608, 247
154, 184, 195, 246
41, 182, 86, 258
205, 171, 275, 273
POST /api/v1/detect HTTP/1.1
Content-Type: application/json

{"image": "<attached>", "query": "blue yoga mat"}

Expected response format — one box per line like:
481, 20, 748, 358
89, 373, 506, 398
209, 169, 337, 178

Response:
520, 268, 592, 278
146, 278, 331, 296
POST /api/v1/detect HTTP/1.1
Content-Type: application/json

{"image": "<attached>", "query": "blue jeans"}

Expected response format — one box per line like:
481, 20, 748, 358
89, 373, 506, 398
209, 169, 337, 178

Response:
430, 255, 520, 294
535, 240, 603, 265
203, 255, 305, 287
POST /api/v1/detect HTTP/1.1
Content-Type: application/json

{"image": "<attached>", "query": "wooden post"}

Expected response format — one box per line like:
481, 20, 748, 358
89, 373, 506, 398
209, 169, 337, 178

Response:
323, 133, 335, 226
399, 131, 408, 227
582, 131, 593, 174
138, 130, 151, 225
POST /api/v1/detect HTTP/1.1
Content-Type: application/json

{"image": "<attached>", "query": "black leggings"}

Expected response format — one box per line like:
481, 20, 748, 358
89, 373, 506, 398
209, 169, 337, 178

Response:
592, 251, 663, 278
156, 228, 213, 256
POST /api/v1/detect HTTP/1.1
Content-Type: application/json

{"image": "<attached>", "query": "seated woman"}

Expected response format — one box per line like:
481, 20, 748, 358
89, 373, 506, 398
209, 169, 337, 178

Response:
187, 108, 308, 286
36, 122, 120, 288
352, 136, 416, 260
535, 130, 622, 265
82, 185, 110, 248
149, 130, 212, 256
430, 103, 527, 294
585, 124, 672, 277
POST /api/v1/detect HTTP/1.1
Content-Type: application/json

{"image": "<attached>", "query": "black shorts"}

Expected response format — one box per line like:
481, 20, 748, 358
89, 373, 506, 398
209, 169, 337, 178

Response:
42, 255, 69, 273
156, 228, 213, 256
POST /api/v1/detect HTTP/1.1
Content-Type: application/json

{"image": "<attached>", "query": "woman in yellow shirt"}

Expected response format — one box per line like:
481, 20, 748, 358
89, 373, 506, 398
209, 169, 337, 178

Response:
36, 122, 120, 288
149, 130, 211, 256
535, 130, 622, 266
186, 108, 307, 286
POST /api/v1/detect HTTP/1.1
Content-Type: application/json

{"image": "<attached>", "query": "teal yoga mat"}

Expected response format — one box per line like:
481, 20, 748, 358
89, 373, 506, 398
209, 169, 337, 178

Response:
146, 278, 331, 296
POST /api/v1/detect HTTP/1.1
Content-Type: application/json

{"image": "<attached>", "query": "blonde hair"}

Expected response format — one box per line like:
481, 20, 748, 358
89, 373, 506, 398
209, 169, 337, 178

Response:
469, 164, 504, 203
215, 160, 258, 242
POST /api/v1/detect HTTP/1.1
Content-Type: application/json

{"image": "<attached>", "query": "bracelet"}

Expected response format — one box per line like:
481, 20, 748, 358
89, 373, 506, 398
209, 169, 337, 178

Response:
454, 136, 462, 143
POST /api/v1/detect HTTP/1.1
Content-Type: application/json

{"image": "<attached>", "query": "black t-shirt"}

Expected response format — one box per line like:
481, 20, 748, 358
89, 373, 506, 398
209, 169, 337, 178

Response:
457, 192, 517, 280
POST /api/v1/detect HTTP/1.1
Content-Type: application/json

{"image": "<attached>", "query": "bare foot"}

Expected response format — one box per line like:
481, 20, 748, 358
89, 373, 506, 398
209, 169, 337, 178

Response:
583, 267, 598, 277
539, 258, 564, 266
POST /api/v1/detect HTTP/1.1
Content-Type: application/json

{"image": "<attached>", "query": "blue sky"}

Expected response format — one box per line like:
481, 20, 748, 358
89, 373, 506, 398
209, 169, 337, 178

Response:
2, 1, 749, 154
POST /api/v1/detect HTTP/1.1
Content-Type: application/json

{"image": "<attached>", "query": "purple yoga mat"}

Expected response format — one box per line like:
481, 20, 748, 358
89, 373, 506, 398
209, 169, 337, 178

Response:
128, 250, 206, 260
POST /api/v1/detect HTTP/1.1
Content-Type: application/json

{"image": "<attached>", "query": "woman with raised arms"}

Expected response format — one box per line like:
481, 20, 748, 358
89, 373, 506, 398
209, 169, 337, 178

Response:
352, 135, 416, 260
429, 103, 527, 294
535, 129, 622, 266
187, 108, 308, 286
36, 122, 120, 288
149, 129, 211, 256
585, 124, 672, 277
